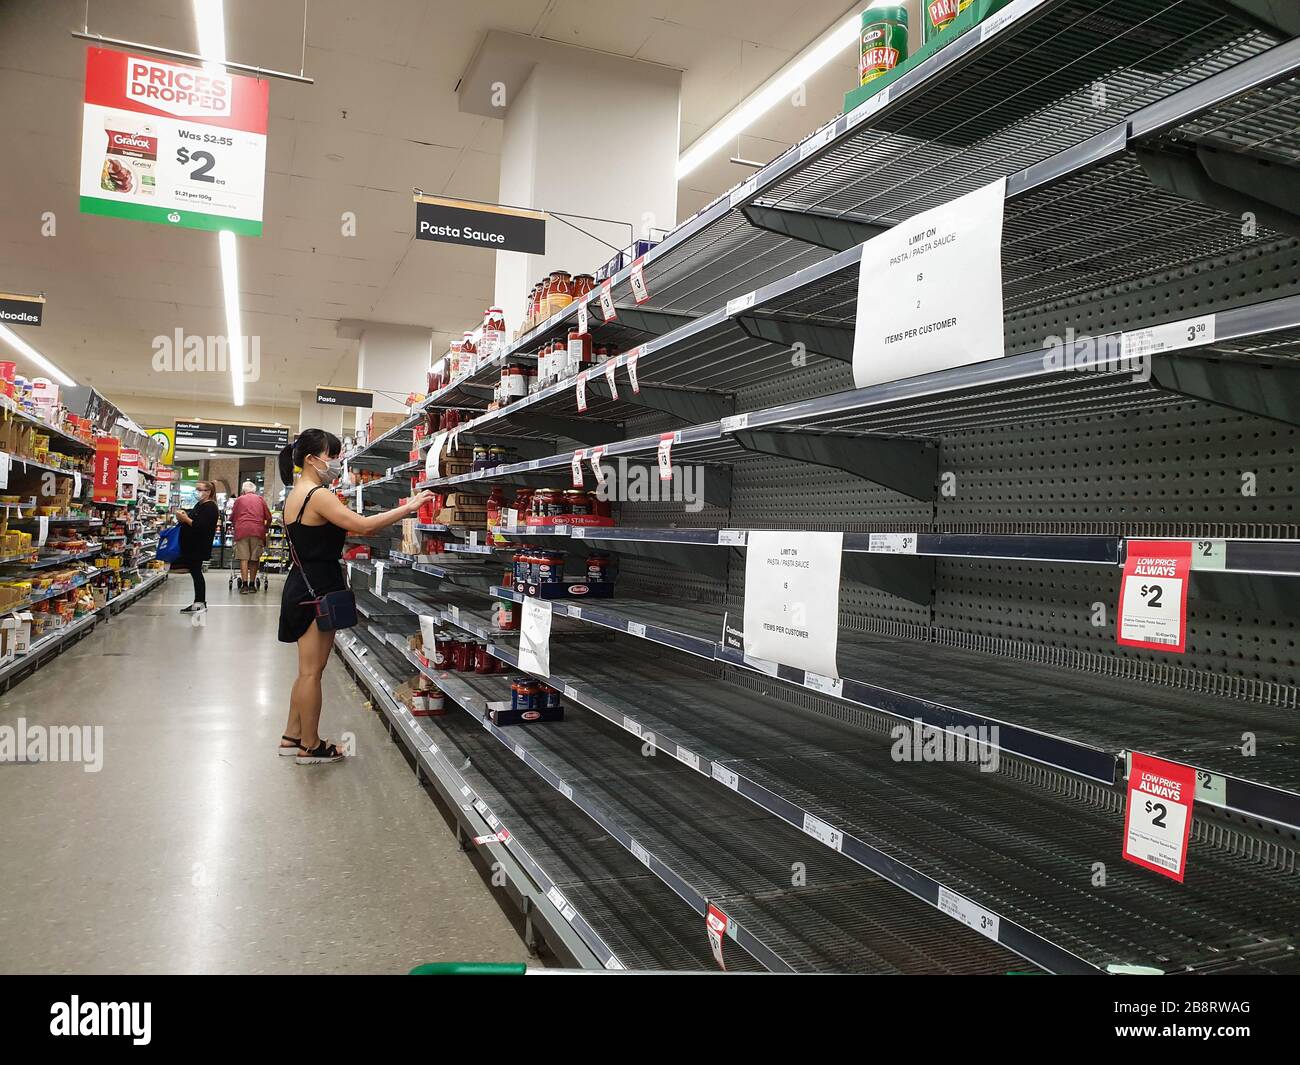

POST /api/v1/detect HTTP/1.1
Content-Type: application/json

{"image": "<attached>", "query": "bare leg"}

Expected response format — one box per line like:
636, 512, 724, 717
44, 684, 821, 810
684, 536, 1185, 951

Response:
285, 624, 335, 751
249, 559, 261, 585
240, 559, 250, 583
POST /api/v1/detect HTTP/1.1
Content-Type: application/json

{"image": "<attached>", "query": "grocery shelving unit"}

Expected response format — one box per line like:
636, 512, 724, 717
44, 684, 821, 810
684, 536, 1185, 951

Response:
335, 3, 1300, 973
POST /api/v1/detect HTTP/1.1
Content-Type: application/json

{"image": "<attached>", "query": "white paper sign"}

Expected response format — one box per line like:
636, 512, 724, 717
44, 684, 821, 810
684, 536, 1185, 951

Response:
73, 471, 82, 497
425, 430, 448, 481
38, 516, 49, 548
374, 560, 385, 598
852, 178, 1006, 388
0, 453, 9, 490
743, 531, 843, 678
519, 597, 552, 677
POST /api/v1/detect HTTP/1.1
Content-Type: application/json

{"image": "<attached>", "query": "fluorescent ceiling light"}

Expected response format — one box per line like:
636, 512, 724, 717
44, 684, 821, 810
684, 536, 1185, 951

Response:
218, 230, 245, 407
192, 0, 227, 69
676, 10, 859, 179
0, 324, 76, 387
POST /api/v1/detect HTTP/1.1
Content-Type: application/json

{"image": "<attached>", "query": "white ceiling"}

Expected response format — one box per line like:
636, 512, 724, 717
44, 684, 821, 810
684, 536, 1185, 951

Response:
0, 0, 858, 426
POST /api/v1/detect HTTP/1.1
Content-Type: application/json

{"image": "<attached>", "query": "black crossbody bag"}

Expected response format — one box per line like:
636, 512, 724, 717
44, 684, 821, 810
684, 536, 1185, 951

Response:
287, 485, 357, 632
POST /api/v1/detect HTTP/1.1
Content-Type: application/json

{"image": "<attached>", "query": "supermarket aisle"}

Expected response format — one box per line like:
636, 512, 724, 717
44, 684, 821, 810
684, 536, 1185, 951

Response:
0, 574, 529, 974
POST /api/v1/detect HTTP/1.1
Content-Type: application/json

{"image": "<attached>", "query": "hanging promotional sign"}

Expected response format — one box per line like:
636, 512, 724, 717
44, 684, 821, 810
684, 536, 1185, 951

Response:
93, 437, 120, 503
117, 447, 140, 502
742, 531, 843, 678
706, 904, 731, 970
146, 427, 175, 465
0, 292, 44, 328
79, 48, 269, 235
156, 466, 174, 507
1123, 753, 1196, 882
1117, 540, 1192, 653
414, 195, 546, 254
852, 177, 1006, 388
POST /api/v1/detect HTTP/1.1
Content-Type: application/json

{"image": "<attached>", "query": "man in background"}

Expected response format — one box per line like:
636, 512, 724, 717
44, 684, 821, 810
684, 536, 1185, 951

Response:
230, 481, 272, 594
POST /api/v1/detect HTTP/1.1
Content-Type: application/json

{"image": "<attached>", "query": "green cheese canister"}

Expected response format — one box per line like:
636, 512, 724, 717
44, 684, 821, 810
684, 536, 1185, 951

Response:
859, 4, 909, 87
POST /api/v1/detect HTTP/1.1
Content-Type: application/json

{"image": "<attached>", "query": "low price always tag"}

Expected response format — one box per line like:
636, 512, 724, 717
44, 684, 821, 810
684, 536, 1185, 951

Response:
588, 446, 607, 488
598, 278, 616, 321
1123, 752, 1195, 882
575, 371, 589, 413
577, 298, 589, 334
627, 347, 641, 394
1118, 540, 1191, 653
629, 257, 650, 304
571, 449, 586, 487
603, 359, 618, 399
706, 904, 730, 970
656, 433, 674, 482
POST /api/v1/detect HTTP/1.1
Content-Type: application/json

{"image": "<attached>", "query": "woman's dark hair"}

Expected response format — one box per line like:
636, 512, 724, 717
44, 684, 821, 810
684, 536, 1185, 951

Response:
279, 428, 342, 483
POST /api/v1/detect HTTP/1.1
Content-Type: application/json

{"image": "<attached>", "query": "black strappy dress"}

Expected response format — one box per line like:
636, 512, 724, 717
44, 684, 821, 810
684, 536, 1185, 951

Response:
277, 484, 349, 643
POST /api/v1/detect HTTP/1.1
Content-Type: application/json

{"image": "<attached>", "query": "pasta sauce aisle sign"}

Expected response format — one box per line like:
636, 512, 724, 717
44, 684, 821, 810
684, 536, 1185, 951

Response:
79, 48, 269, 235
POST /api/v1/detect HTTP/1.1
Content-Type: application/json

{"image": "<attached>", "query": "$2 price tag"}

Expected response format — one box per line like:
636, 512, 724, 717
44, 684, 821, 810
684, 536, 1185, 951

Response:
1117, 540, 1191, 654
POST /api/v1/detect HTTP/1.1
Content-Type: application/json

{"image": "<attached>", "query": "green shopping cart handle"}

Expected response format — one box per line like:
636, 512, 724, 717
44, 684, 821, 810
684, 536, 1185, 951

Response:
409, 962, 528, 975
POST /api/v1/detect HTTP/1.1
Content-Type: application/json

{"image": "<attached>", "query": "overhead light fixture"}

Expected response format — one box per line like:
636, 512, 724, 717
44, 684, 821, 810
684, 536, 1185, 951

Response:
0, 324, 76, 387
676, 9, 859, 180
192, 0, 227, 69
218, 230, 245, 407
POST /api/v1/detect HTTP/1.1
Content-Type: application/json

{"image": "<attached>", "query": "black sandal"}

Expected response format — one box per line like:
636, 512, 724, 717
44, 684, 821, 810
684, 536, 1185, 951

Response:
278, 734, 302, 757
296, 739, 345, 764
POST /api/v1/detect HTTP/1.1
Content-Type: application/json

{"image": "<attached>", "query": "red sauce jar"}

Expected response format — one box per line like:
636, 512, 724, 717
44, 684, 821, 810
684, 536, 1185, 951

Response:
433, 630, 454, 669
537, 550, 565, 584
589, 491, 611, 518
473, 641, 494, 674
564, 489, 591, 516
535, 489, 564, 521
451, 636, 475, 672
586, 551, 611, 583
511, 677, 541, 711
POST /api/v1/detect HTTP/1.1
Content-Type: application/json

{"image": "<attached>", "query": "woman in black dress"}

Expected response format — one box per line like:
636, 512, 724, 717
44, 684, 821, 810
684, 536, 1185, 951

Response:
276, 429, 432, 764
174, 480, 220, 614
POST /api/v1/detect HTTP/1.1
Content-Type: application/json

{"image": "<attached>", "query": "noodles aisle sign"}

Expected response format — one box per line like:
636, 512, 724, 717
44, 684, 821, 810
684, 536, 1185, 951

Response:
79, 48, 269, 235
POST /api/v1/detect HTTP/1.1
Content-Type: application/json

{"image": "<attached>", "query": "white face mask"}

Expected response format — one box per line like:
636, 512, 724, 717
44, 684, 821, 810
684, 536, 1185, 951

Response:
313, 456, 344, 483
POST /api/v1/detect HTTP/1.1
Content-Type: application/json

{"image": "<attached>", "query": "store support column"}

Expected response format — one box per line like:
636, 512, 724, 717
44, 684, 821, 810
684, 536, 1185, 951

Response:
457, 32, 682, 323
355, 323, 432, 414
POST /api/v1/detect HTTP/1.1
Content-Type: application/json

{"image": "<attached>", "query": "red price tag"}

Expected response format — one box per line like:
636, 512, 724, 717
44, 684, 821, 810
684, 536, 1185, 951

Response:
599, 278, 616, 321
603, 359, 618, 400
571, 449, 586, 487
576, 371, 588, 413
1117, 540, 1191, 653
656, 432, 674, 482
589, 445, 607, 487
1123, 753, 1195, 882
627, 347, 641, 395
706, 904, 730, 970
629, 256, 650, 304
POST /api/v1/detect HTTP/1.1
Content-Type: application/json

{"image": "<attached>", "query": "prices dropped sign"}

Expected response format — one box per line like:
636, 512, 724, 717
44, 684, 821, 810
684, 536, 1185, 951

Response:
80, 48, 269, 235
1118, 540, 1191, 653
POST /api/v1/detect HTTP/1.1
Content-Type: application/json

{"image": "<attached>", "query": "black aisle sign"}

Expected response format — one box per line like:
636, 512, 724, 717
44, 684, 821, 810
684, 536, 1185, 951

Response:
0, 292, 45, 327
414, 195, 546, 254
175, 420, 290, 454
316, 385, 373, 409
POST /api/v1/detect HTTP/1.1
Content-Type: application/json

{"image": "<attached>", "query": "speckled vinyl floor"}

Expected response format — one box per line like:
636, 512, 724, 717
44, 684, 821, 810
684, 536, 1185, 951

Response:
0, 574, 531, 974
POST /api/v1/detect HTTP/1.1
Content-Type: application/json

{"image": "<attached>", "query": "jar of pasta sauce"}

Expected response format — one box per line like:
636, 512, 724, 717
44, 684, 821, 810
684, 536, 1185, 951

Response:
495, 598, 518, 631
540, 684, 563, 712
535, 489, 565, 521
433, 630, 455, 669
451, 636, 475, 672
511, 677, 541, 712
513, 488, 534, 522
536, 550, 565, 584
473, 641, 494, 674
564, 489, 591, 516
589, 491, 611, 519
586, 551, 611, 584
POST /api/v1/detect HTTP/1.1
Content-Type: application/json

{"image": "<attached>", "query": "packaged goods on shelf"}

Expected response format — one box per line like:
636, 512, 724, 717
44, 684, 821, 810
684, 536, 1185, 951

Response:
859, 3, 908, 86
923, 0, 976, 40
490, 678, 564, 726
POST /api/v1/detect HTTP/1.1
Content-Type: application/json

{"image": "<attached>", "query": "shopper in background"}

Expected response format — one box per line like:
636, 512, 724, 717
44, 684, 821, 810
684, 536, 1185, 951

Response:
174, 480, 220, 614
277, 429, 433, 764
230, 481, 272, 594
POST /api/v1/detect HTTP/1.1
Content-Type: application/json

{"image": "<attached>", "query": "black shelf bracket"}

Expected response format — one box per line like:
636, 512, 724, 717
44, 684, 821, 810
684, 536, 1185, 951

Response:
733, 313, 856, 363
741, 202, 888, 252
575, 537, 731, 580
842, 552, 936, 607
606, 307, 696, 337
1150, 354, 1300, 427
1137, 144, 1300, 239
732, 429, 938, 502
586, 376, 735, 423
507, 413, 627, 445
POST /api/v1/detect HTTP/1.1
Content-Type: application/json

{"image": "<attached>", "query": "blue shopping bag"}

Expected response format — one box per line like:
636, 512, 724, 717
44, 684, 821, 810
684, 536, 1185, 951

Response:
157, 524, 182, 563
